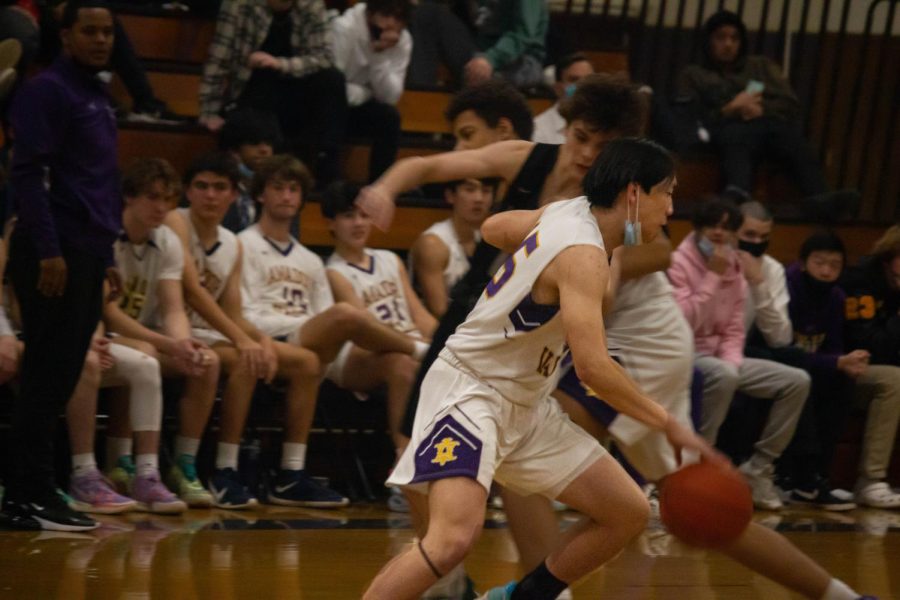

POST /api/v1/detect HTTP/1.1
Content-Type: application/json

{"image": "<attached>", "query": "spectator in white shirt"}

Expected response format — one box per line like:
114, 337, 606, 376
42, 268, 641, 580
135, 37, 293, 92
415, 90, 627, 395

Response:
532, 52, 594, 144
738, 201, 793, 349
331, 0, 413, 181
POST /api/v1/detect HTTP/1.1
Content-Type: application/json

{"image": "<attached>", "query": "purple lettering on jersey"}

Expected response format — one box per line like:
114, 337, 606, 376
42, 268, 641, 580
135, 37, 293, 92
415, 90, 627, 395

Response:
484, 232, 540, 298
410, 414, 483, 484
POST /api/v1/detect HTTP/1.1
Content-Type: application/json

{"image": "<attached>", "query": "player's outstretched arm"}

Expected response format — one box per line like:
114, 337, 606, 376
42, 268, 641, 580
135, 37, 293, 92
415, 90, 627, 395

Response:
395, 254, 437, 339
356, 141, 533, 230
409, 234, 450, 317
480, 205, 548, 254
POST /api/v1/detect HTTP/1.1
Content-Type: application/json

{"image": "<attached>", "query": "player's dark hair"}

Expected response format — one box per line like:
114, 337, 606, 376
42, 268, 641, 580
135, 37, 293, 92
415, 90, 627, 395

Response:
691, 197, 743, 232
320, 180, 362, 219
122, 157, 180, 200
584, 137, 674, 208
366, 0, 414, 22
218, 108, 282, 152
555, 52, 590, 82
183, 151, 241, 189
250, 155, 314, 203
800, 229, 846, 262
445, 177, 500, 195
61, 0, 112, 28
445, 80, 534, 140
558, 73, 647, 135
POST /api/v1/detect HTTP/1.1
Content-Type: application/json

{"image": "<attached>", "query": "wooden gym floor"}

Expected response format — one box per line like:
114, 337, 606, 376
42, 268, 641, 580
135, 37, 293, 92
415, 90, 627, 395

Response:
0, 504, 897, 599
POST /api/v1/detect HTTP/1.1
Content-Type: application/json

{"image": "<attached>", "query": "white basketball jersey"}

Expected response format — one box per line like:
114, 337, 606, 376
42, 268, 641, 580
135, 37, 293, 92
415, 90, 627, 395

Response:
328, 248, 419, 336
238, 224, 334, 337
115, 225, 184, 329
411, 219, 478, 293
176, 208, 240, 330
445, 197, 604, 407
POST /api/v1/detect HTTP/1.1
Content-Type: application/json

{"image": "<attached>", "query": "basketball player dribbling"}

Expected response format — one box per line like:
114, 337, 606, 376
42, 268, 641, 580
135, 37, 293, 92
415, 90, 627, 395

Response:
362, 138, 723, 600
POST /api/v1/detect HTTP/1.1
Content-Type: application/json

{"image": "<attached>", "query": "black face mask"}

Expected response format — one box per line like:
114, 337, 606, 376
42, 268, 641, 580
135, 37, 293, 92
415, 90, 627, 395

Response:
738, 238, 768, 257
802, 270, 836, 295
369, 23, 383, 41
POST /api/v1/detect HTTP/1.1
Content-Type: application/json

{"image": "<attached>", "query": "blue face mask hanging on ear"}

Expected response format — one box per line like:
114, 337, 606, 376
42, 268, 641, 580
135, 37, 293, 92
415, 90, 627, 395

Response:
564, 83, 577, 97
624, 190, 642, 246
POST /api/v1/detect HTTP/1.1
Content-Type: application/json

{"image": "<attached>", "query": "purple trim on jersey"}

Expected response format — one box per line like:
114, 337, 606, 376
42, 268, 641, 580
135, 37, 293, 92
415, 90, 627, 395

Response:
410, 414, 483, 484
346, 253, 376, 274
263, 236, 294, 256
508, 294, 559, 333
556, 366, 618, 427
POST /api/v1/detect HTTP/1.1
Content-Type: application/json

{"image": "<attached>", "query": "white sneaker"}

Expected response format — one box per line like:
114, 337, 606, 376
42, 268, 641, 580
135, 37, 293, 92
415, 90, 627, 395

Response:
856, 481, 900, 509
738, 461, 783, 511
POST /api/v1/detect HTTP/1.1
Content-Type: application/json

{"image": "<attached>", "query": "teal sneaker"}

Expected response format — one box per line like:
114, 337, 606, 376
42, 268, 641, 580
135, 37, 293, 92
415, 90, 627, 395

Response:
166, 454, 213, 508
478, 582, 516, 599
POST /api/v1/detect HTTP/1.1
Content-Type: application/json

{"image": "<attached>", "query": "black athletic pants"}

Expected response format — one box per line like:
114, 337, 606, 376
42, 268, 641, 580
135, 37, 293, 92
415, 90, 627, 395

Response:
5, 231, 106, 502
348, 100, 401, 182
711, 116, 827, 198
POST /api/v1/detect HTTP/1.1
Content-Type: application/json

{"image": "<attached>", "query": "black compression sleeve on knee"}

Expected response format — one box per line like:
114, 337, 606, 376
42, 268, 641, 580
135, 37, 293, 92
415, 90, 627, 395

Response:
510, 561, 567, 600
417, 540, 443, 579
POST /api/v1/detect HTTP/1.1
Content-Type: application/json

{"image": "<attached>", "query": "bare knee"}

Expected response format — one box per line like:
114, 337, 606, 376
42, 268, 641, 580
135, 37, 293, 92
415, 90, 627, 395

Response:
80, 351, 102, 388
423, 519, 483, 572
327, 302, 366, 332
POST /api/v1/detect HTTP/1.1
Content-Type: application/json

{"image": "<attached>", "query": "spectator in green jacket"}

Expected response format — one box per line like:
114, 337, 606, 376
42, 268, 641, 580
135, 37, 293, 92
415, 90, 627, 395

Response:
406, 0, 547, 90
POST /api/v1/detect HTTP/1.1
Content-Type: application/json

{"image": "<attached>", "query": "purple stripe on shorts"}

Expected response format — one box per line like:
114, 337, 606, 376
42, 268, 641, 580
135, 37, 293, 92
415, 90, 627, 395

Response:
410, 414, 483, 484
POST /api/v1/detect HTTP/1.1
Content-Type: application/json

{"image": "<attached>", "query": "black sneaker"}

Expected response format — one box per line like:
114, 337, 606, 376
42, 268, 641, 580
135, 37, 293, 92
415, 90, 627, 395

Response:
789, 485, 857, 512
267, 470, 349, 508
9, 494, 99, 531
0, 501, 41, 531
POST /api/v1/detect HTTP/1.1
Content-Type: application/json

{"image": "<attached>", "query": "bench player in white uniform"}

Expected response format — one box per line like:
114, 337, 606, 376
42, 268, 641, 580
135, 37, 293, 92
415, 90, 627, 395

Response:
363, 138, 719, 600
322, 182, 437, 454
237, 156, 432, 495
166, 152, 345, 509
102, 158, 220, 508
409, 179, 493, 317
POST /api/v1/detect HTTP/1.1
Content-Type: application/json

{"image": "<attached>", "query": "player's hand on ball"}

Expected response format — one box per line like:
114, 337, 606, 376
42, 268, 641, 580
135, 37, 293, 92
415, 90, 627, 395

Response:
356, 185, 395, 231
663, 416, 730, 470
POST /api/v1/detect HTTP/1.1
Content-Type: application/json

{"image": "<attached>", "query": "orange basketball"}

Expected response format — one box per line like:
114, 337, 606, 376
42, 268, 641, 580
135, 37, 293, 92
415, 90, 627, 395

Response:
659, 462, 753, 548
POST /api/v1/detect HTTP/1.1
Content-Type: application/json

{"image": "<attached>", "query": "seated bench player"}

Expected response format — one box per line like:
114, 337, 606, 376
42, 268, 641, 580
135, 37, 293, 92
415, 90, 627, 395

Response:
409, 179, 494, 317
237, 155, 432, 496
322, 181, 437, 454
102, 158, 221, 508
165, 152, 344, 509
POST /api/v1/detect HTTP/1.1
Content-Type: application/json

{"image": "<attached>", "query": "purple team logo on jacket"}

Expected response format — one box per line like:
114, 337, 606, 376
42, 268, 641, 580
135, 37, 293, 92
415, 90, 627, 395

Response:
410, 414, 483, 484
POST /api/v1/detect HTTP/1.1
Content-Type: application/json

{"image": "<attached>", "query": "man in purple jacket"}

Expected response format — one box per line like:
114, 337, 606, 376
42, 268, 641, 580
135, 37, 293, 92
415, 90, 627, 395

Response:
1, 0, 121, 531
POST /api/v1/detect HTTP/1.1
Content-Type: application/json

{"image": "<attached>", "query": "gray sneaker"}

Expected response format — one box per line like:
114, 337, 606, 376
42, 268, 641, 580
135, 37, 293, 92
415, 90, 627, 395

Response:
738, 461, 783, 511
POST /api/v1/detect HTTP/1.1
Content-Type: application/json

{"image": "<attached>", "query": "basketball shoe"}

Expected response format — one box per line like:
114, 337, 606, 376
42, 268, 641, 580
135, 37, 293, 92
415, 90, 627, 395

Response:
166, 454, 214, 508
69, 470, 137, 514
132, 473, 187, 514
208, 468, 259, 509
478, 582, 516, 599
266, 469, 349, 508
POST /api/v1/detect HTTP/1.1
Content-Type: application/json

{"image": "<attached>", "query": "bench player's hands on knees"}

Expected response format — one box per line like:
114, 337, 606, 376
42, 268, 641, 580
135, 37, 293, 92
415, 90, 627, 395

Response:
355, 185, 395, 231
237, 338, 268, 380
664, 416, 730, 470
168, 338, 211, 377
91, 335, 116, 371
38, 256, 67, 297
260, 336, 278, 383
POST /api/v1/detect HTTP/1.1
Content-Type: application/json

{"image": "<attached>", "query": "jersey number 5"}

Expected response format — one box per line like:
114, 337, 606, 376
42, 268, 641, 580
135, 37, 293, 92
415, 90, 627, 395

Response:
485, 232, 539, 298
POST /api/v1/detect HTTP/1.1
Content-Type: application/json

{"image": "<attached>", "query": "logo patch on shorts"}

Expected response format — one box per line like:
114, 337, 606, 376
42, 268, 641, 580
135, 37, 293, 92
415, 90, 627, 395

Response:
411, 414, 482, 484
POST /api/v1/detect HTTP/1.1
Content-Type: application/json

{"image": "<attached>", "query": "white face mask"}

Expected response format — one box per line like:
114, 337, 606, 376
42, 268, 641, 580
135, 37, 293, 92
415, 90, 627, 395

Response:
624, 189, 642, 246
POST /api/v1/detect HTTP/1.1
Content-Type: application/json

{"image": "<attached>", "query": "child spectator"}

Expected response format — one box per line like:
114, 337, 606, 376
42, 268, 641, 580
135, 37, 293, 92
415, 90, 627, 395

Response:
532, 52, 594, 144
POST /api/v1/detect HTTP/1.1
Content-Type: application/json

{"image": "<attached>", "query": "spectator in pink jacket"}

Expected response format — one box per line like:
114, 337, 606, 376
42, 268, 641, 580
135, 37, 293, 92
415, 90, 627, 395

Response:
668, 198, 809, 511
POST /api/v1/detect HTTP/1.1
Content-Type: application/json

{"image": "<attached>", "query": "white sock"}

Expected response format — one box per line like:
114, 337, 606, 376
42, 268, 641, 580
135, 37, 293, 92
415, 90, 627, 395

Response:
175, 436, 201, 459
821, 578, 859, 600
281, 443, 307, 471
135, 454, 158, 478
216, 442, 240, 470
72, 453, 98, 477
412, 340, 429, 361
106, 437, 133, 470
